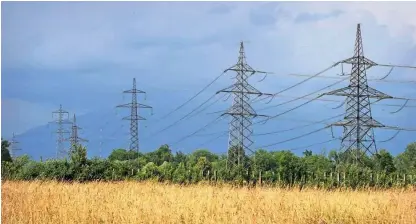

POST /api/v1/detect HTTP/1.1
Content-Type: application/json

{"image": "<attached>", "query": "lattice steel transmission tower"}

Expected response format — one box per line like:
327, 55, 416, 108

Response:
117, 78, 152, 153
217, 42, 273, 169
51, 104, 71, 158
66, 114, 88, 151
9, 132, 21, 158
323, 23, 402, 161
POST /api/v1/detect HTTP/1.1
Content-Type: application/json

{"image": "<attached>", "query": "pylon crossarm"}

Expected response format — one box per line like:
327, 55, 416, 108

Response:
137, 104, 152, 109
123, 89, 146, 94
49, 120, 72, 125
341, 56, 377, 66
122, 115, 146, 121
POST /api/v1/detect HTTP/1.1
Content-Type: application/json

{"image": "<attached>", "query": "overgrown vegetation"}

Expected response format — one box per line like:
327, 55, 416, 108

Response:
2, 139, 416, 189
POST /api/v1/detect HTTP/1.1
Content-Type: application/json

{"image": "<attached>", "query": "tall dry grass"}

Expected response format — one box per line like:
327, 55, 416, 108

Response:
2, 181, 416, 224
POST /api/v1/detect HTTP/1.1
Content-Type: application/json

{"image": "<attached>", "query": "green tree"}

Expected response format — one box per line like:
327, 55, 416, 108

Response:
146, 144, 173, 165
395, 142, 416, 173
373, 149, 396, 174
108, 149, 139, 161
173, 162, 187, 184
253, 149, 276, 173
303, 150, 313, 157
1, 139, 12, 163
139, 162, 159, 180
69, 145, 88, 181
173, 151, 187, 166
158, 161, 174, 181
190, 149, 218, 163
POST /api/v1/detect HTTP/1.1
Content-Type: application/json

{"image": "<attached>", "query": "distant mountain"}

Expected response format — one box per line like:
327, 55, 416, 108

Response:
13, 103, 229, 160
12, 95, 413, 161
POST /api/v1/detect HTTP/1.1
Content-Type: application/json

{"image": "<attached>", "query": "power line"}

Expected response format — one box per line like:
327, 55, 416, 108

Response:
187, 94, 227, 120
270, 94, 416, 109
287, 128, 413, 151
289, 139, 337, 151
257, 76, 349, 113
257, 126, 329, 149
253, 113, 344, 136
194, 131, 228, 149
252, 63, 342, 104
146, 93, 219, 138
170, 116, 224, 146
273, 73, 416, 84
154, 71, 226, 123
207, 71, 350, 124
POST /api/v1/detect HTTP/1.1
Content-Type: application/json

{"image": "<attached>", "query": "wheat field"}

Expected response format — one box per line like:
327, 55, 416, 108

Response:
2, 181, 416, 224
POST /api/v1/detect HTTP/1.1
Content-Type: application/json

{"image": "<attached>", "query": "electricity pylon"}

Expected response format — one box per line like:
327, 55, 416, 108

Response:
66, 114, 88, 152
117, 78, 152, 153
9, 132, 21, 158
51, 104, 71, 159
323, 23, 414, 162
217, 41, 273, 169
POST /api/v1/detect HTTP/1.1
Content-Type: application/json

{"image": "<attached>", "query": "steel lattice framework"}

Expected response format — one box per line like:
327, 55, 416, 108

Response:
51, 104, 71, 159
323, 24, 394, 160
66, 114, 88, 152
9, 132, 21, 159
117, 78, 152, 153
217, 42, 272, 168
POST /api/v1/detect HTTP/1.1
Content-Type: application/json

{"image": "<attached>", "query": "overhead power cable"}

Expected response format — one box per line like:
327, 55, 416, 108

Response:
210, 76, 349, 117
274, 73, 416, 84
257, 76, 349, 113
253, 62, 341, 104
257, 126, 329, 149
271, 94, 416, 109
289, 139, 337, 151
286, 127, 410, 151
186, 94, 227, 120
253, 113, 344, 136
154, 71, 226, 122
194, 131, 228, 149
170, 116, 224, 146
146, 94, 218, 138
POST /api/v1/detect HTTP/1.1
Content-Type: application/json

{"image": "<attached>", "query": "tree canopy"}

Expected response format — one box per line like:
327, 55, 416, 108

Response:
2, 142, 416, 189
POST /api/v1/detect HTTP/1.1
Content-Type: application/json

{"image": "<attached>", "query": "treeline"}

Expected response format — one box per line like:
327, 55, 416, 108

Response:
1, 139, 416, 189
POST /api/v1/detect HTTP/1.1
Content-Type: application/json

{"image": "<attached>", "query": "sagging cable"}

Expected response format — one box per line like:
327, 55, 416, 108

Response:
258, 72, 268, 82
379, 130, 401, 143
379, 67, 394, 80
332, 101, 345, 109
223, 93, 232, 102
390, 99, 409, 114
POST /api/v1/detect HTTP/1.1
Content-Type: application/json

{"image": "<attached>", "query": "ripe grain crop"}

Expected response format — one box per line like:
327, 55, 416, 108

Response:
2, 181, 416, 224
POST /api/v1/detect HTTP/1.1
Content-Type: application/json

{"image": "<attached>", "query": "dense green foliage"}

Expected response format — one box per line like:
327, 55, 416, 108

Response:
1, 139, 12, 163
2, 142, 416, 189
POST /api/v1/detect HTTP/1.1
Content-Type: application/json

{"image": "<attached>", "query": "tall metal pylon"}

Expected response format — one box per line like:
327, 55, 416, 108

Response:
117, 78, 152, 153
323, 24, 394, 161
66, 114, 88, 152
51, 104, 71, 159
9, 132, 21, 158
217, 42, 273, 169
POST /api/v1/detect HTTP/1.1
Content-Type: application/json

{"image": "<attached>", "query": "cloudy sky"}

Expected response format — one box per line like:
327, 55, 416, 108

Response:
2, 1, 416, 155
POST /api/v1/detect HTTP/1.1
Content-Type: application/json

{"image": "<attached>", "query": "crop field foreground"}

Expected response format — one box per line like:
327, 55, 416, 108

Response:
2, 181, 416, 224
